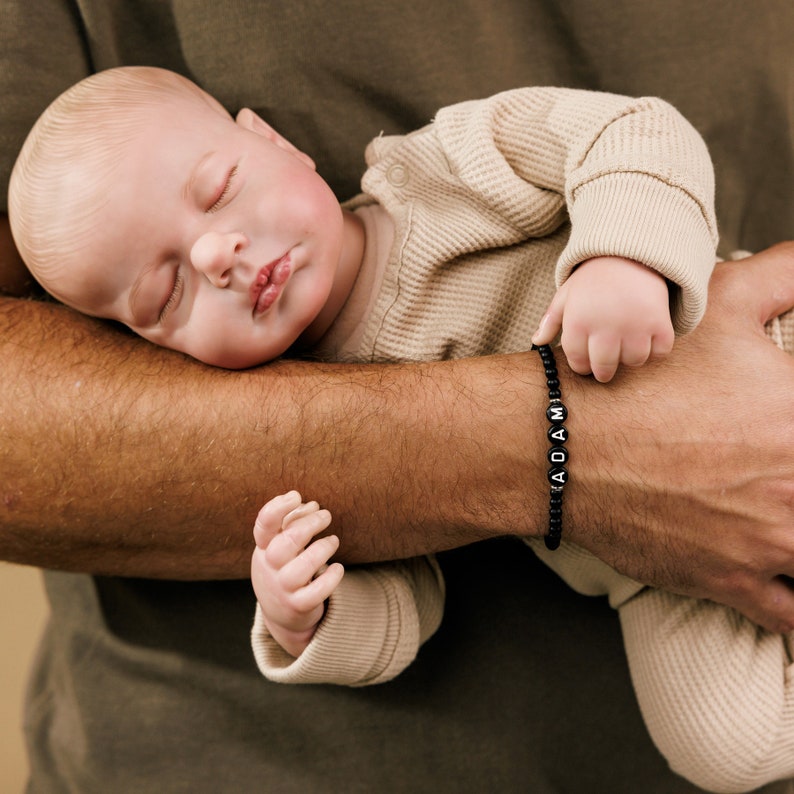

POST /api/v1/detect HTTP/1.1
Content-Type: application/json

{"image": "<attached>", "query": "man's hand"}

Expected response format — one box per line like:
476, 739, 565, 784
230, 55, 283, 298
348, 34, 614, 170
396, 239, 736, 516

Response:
563, 242, 794, 633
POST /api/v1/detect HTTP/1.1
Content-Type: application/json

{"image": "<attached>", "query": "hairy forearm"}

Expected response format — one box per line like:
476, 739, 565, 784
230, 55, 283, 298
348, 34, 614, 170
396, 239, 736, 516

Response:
0, 297, 548, 578
4, 246, 794, 633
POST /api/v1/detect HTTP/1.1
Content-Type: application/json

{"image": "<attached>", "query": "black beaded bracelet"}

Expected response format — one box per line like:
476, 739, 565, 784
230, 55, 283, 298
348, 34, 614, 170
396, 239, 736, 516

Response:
532, 343, 568, 550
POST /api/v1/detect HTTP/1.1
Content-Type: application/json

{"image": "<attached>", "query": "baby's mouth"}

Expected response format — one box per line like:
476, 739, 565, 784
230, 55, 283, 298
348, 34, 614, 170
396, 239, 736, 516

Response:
252, 254, 292, 315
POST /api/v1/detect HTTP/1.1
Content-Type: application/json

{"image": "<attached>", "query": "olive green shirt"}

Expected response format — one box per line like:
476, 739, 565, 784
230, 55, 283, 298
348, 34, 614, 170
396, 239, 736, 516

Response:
2, 2, 793, 792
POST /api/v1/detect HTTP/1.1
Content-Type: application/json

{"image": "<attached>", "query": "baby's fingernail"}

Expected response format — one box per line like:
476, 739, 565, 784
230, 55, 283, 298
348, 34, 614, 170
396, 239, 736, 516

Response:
534, 314, 551, 339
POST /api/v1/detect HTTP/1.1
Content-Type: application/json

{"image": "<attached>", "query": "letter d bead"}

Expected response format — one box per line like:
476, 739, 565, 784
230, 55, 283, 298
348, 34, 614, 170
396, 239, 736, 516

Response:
548, 446, 569, 465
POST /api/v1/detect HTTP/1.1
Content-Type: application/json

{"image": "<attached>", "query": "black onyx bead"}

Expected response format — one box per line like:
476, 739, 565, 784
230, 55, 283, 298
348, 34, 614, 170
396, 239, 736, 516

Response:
546, 402, 567, 424
547, 466, 568, 486
547, 445, 568, 465
546, 378, 560, 390
544, 533, 561, 551
549, 389, 561, 400
548, 424, 568, 444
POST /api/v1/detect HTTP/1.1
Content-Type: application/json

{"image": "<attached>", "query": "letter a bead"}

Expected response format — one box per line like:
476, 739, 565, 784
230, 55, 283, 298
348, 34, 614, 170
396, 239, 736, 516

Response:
548, 467, 569, 486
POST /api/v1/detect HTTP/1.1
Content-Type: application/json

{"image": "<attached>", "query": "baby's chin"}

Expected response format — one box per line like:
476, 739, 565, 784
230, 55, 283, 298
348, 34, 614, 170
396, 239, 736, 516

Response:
188, 340, 273, 370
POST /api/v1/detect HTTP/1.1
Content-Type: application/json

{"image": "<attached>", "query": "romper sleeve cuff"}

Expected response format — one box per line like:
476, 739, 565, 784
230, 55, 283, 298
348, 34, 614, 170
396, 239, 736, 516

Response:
250, 558, 444, 686
557, 171, 717, 334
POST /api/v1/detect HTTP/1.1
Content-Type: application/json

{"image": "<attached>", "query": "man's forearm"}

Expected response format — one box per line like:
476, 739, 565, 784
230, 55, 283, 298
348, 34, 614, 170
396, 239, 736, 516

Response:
0, 297, 549, 578
4, 246, 794, 633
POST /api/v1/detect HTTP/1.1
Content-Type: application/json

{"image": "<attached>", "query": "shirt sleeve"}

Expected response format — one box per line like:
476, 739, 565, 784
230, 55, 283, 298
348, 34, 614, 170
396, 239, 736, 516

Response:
433, 87, 718, 334
251, 555, 445, 686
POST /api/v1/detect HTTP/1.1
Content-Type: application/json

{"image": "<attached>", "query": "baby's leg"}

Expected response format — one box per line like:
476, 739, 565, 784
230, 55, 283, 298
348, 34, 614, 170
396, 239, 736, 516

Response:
619, 588, 794, 792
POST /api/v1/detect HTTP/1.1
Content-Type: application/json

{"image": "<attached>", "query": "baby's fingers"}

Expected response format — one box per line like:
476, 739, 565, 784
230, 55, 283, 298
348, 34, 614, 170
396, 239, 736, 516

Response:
279, 534, 341, 591
283, 499, 322, 529
587, 334, 621, 383
253, 491, 303, 547
560, 325, 592, 376
617, 335, 652, 370
265, 509, 334, 569
291, 562, 345, 613
532, 301, 565, 347
649, 326, 675, 358
619, 326, 674, 370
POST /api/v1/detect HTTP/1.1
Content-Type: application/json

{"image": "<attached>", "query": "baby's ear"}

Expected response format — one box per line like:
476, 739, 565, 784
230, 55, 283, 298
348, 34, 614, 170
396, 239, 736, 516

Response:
235, 109, 315, 169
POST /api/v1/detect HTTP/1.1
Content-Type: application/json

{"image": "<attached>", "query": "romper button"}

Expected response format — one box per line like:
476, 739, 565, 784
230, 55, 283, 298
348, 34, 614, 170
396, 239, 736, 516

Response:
386, 164, 409, 186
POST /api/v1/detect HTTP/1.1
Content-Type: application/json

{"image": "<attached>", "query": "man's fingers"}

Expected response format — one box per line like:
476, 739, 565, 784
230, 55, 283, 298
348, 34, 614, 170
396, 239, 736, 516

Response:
726, 576, 794, 635
714, 242, 794, 328
753, 242, 794, 325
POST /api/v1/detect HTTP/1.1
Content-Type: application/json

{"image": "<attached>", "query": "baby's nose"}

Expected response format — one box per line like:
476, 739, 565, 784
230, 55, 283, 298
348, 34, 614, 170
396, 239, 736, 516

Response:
191, 231, 245, 287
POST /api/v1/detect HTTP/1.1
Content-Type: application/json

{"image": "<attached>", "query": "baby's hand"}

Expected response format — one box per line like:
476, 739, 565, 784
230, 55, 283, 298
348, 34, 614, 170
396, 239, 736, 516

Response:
532, 256, 675, 382
251, 491, 344, 658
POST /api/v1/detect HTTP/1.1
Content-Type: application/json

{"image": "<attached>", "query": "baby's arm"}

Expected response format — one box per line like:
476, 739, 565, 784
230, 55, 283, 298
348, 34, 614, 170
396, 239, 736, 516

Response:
619, 588, 794, 792
533, 256, 674, 382
251, 491, 344, 658
250, 492, 445, 686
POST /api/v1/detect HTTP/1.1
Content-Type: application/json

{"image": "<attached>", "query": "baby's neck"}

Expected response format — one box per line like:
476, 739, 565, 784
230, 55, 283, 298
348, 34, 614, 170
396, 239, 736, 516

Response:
305, 203, 394, 360
333, 209, 368, 314
294, 208, 366, 349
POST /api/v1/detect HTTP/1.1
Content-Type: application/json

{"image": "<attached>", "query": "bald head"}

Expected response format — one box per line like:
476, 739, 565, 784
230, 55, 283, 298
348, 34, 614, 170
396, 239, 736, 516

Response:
8, 66, 231, 309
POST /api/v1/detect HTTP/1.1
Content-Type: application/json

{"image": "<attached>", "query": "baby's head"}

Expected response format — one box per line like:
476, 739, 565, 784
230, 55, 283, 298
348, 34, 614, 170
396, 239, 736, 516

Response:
9, 67, 227, 310
9, 66, 347, 368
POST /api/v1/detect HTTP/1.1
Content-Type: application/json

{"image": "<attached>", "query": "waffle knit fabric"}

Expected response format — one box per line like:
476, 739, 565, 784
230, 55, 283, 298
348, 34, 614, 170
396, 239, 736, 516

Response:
253, 88, 792, 791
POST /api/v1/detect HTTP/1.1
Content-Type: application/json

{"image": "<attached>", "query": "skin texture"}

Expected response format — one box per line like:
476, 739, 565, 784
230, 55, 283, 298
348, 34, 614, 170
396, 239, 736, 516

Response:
2, 192, 794, 632
563, 248, 794, 633
10, 72, 690, 659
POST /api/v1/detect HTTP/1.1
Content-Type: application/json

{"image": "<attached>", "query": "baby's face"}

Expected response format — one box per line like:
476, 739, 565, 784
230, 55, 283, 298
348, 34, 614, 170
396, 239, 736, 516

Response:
62, 95, 345, 368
